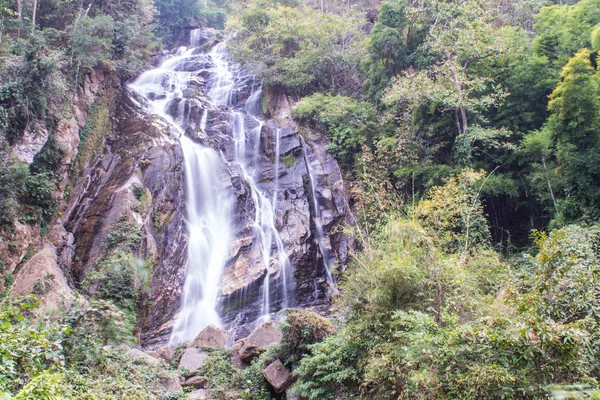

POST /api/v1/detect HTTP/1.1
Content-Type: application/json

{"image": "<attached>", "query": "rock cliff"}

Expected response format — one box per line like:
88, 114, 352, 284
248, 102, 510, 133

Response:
7, 28, 354, 346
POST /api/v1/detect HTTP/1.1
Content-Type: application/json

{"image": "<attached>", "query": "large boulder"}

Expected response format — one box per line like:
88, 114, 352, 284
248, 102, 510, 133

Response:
11, 244, 74, 310
235, 321, 282, 363
128, 348, 162, 366
191, 325, 229, 348
151, 344, 176, 362
230, 339, 247, 369
182, 376, 207, 389
187, 389, 210, 399
179, 348, 209, 372
263, 359, 292, 393
160, 376, 183, 393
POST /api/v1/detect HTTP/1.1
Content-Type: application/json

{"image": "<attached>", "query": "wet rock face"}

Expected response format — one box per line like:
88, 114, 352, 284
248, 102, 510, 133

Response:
43, 29, 353, 347
133, 34, 353, 343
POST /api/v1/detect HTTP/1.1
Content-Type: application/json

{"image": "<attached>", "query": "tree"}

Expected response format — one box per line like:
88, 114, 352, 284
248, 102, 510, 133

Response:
229, 0, 367, 96
384, 0, 509, 137
545, 49, 600, 221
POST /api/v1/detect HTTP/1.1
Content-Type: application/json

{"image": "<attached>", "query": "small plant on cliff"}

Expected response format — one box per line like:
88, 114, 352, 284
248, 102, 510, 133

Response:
106, 216, 142, 251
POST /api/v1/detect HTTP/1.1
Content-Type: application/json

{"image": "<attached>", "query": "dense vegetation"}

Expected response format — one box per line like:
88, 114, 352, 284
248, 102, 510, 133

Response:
227, 0, 600, 398
2, 0, 600, 397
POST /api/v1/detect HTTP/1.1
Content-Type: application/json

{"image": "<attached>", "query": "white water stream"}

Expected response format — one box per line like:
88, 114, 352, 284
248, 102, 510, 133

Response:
129, 34, 298, 343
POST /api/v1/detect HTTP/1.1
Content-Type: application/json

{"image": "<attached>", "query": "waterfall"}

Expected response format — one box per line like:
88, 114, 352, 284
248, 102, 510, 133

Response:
129, 32, 295, 343
302, 139, 339, 294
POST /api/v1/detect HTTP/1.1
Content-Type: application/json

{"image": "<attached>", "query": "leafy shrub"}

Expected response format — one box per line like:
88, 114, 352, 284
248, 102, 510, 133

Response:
279, 308, 335, 366
289, 335, 360, 400
90, 251, 150, 312
229, 2, 366, 96
23, 172, 58, 219
106, 216, 142, 250
293, 94, 377, 167
0, 158, 57, 226
30, 135, 65, 177
197, 348, 242, 399
414, 169, 492, 253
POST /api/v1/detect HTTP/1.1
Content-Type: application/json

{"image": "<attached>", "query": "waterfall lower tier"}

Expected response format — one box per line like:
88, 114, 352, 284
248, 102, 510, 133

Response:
127, 29, 351, 345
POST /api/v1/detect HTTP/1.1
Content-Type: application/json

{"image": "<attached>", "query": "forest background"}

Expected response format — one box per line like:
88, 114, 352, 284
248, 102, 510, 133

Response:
1, 0, 600, 398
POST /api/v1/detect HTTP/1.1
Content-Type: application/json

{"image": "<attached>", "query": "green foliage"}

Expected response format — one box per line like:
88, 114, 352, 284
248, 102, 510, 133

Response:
362, 0, 430, 98
74, 104, 112, 174
70, 0, 159, 77
293, 94, 377, 167
106, 216, 142, 250
533, 0, 600, 68
30, 135, 65, 177
86, 251, 150, 313
544, 49, 600, 222
0, 156, 58, 227
0, 294, 170, 398
295, 218, 600, 399
290, 335, 360, 400
72, 15, 115, 68
279, 308, 335, 366
0, 35, 66, 144
229, 1, 367, 95
197, 348, 242, 399
414, 169, 492, 252
154, 0, 218, 45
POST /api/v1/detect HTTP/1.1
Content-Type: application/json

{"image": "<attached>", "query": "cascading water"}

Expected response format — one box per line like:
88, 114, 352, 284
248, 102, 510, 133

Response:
303, 139, 339, 294
129, 32, 295, 343
209, 43, 294, 321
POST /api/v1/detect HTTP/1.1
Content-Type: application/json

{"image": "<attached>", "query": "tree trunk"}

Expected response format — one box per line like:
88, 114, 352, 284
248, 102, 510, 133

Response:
31, 0, 37, 35
542, 157, 559, 215
445, 51, 468, 134
16, 0, 22, 38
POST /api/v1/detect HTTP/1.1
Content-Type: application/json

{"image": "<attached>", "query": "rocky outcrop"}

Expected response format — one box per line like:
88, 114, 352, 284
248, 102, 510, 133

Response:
183, 376, 207, 389
10, 243, 74, 310
160, 376, 183, 393
179, 348, 209, 372
150, 344, 177, 362
232, 321, 282, 363
129, 348, 163, 366
8, 28, 353, 350
191, 325, 229, 348
263, 360, 293, 393
4, 65, 119, 284
188, 389, 210, 400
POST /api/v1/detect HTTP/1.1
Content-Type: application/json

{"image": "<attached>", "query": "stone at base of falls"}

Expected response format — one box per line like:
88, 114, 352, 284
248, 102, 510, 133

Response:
187, 389, 209, 399
263, 360, 292, 393
232, 321, 283, 364
149, 344, 176, 362
179, 348, 209, 372
230, 340, 248, 369
190, 325, 229, 348
160, 376, 183, 393
183, 376, 207, 389
128, 348, 163, 366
